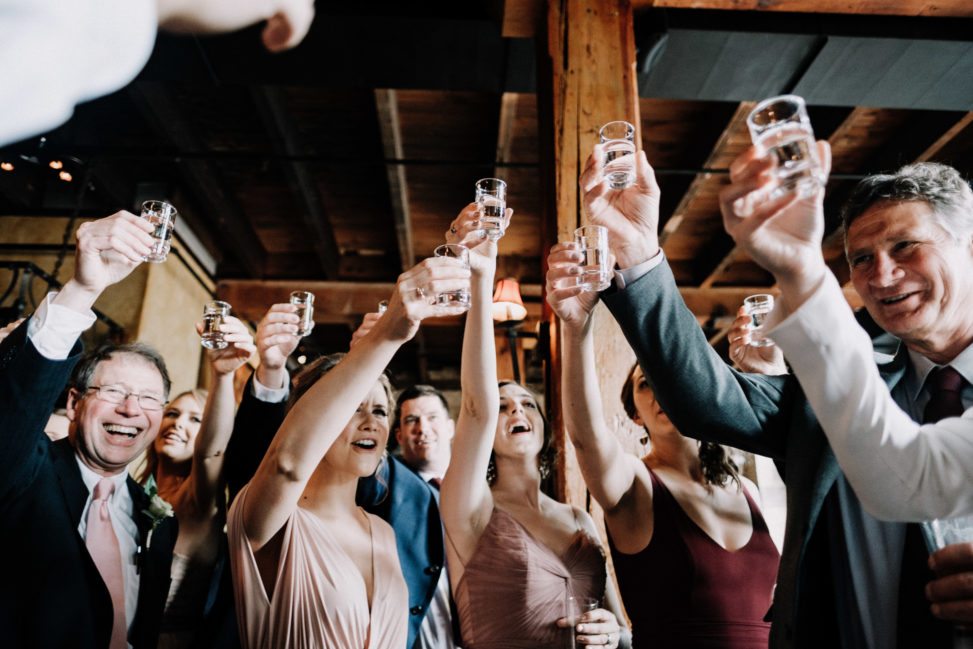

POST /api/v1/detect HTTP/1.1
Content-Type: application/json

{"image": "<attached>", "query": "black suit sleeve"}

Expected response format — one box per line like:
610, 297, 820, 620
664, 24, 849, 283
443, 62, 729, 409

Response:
602, 259, 798, 459
224, 374, 288, 504
0, 319, 82, 501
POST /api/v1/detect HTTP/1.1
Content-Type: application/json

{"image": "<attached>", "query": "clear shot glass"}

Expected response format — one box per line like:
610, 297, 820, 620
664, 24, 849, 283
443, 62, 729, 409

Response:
743, 294, 775, 348
474, 178, 508, 241
201, 300, 231, 350
747, 95, 823, 200
432, 244, 471, 309
574, 225, 612, 292
140, 200, 177, 263
598, 121, 636, 190
290, 291, 315, 337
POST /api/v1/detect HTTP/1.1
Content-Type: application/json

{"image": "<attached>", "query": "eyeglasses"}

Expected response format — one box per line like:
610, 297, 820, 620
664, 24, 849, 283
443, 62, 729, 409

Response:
85, 385, 166, 411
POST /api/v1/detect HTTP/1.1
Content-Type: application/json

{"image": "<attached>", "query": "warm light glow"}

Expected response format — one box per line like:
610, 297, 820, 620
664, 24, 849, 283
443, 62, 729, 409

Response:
49, 160, 63, 170
297, 354, 307, 365
58, 170, 73, 182
492, 277, 527, 322
0, 162, 13, 172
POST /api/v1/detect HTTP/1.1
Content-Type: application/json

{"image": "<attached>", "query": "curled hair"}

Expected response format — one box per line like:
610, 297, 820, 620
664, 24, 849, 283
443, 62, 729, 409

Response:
621, 363, 741, 490
71, 342, 171, 399
488, 381, 556, 486
842, 162, 973, 251
137, 388, 208, 485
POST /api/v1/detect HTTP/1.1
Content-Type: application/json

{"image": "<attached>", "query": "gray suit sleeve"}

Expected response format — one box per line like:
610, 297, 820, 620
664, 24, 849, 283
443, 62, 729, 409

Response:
602, 259, 795, 460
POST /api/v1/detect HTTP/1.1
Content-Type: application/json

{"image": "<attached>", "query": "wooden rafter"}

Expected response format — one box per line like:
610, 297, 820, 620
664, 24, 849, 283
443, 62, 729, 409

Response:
917, 112, 973, 163
374, 89, 414, 272
633, 0, 973, 16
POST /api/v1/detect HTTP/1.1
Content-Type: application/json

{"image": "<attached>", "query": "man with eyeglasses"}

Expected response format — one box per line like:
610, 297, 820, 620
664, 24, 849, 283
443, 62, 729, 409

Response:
0, 211, 178, 649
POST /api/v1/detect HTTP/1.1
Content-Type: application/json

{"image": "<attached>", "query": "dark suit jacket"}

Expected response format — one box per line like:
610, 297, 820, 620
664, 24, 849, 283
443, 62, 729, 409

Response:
0, 320, 177, 649
223, 375, 445, 649
602, 261, 938, 649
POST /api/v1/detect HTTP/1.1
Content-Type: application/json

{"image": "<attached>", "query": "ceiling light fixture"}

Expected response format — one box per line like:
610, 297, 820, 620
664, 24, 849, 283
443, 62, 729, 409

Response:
49, 160, 63, 170
0, 162, 13, 172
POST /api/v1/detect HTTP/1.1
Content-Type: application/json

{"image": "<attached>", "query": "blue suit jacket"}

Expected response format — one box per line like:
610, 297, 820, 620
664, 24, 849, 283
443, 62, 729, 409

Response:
223, 375, 445, 649
0, 320, 176, 649
602, 260, 946, 648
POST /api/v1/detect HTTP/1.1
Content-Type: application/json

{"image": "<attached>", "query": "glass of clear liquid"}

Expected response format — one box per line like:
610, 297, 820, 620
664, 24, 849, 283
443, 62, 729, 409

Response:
432, 244, 472, 310
564, 595, 600, 649
574, 225, 612, 292
599, 120, 636, 190
201, 301, 231, 350
377, 300, 389, 314
747, 95, 823, 200
140, 200, 177, 263
743, 294, 775, 348
475, 178, 508, 241
290, 291, 315, 336
922, 516, 973, 648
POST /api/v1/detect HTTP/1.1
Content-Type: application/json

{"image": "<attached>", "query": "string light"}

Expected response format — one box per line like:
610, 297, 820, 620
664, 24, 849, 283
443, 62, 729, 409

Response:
58, 170, 72, 182
0, 162, 13, 172
49, 160, 63, 170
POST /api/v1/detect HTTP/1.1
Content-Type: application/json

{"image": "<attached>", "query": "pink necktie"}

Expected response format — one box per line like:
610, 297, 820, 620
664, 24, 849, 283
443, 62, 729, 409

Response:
85, 478, 128, 649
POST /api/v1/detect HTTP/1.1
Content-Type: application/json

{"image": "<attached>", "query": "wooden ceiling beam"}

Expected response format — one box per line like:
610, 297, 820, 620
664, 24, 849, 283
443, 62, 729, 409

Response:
374, 89, 414, 272
917, 112, 973, 163
127, 82, 265, 278
251, 86, 340, 279
633, 0, 973, 17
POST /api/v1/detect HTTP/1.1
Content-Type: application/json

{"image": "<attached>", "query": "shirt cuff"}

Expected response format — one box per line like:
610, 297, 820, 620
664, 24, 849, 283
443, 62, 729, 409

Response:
614, 250, 665, 289
766, 272, 840, 345
251, 371, 290, 403
27, 292, 96, 360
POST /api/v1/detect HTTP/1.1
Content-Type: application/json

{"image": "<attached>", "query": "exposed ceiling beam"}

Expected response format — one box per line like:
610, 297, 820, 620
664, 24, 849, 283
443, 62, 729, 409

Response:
374, 89, 414, 272
127, 82, 265, 277
251, 85, 340, 279
633, 0, 973, 17
502, 0, 544, 37
917, 112, 973, 162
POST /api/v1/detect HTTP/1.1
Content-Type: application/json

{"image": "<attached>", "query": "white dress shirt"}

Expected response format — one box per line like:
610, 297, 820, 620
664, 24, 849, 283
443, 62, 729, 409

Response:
768, 272, 973, 521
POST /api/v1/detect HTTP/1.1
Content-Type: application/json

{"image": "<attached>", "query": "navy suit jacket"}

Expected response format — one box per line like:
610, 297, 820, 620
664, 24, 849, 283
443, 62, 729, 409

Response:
0, 320, 176, 649
602, 260, 946, 649
223, 375, 445, 649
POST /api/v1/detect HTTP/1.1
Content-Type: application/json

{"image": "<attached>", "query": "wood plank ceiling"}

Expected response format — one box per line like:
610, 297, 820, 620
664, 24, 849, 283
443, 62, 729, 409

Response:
2, 0, 973, 387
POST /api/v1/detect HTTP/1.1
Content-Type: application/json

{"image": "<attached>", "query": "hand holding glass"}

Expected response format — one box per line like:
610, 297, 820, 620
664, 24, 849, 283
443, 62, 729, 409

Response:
201, 301, 231, 350
290, 291, 315, 336
743, 294, 775, 348
599, 121, 636, 190
475, 178, 508, 241
747, 95, 823, 200
564, 595, 600, 649
432, 244, 472, 309
574, 225, 612, 292
140, 200, 177, 263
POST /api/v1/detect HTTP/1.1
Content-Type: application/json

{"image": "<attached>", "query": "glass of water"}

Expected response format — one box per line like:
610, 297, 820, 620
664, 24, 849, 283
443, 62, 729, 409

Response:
140, 200, 177, 263
475, 178, 508, 241
599, 120, 636, 190
747, 95, 823, 200
201, 301, 231, 350
574, 225, 612, 292
432, 244, 471, 310
743, 294, 775, 348
564, 595, 600, 649
290, 291, 315, 337
377, 299, 389, 314
922, 516, 973, 648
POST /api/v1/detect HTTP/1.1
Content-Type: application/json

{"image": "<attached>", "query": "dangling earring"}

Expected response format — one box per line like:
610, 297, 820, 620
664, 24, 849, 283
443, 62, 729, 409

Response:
486, 458, 497, 485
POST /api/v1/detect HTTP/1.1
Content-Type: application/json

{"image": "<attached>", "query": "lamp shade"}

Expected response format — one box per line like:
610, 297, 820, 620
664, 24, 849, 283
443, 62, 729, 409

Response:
492, 277, 527, 322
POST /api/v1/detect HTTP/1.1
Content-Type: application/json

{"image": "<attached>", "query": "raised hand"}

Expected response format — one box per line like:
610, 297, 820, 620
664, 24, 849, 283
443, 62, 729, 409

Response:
545, 243, 601, 331
74, 211, 155, 293
445, 202, 510, 274
254, 303, 301, 389
580, 146, 661, 269
719, 142, 832, 292
727, 306, 787, 375
198, 315, 255, 376
349, 312, 382, 349
261, 0, 315, 52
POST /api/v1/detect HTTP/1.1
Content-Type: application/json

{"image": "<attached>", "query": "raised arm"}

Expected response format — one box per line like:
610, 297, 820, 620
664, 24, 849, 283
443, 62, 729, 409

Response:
547, 243, 641, 512
188, 316, 255, 514
242, 257, 470, 550
440, 204, 503, 564
157, 0, 315, 52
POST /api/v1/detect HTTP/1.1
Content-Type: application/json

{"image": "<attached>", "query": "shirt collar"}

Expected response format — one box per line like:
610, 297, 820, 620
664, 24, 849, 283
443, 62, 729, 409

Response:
906, 342, 973, 402
75, 455, 129, 503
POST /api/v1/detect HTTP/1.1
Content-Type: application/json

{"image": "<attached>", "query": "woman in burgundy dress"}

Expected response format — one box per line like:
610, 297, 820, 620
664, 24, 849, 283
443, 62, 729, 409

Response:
440, 206, 630, 649
547, 243, 781, 648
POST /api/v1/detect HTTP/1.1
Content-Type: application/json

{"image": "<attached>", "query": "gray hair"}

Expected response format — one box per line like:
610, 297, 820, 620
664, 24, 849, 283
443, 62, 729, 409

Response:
70, 342, 171, 399
842, 162, 973, 253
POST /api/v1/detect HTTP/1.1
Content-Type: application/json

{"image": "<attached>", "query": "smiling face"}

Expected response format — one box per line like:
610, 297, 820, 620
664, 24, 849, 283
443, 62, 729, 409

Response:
847, 200, 973, 355
396, 395, 454, 474
154, 393, 204, 465
322, 381, 391, 477
493, 383, 545, 462
67, 353, 167, 477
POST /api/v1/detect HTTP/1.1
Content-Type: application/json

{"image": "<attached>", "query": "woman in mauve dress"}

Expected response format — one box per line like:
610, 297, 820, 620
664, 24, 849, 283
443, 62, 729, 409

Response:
440, 206, 631, 649
227, 256, 471, 649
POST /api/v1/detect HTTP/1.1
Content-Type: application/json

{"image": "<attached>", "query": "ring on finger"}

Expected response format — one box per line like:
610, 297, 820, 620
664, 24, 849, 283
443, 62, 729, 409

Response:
449, 225, 457, 234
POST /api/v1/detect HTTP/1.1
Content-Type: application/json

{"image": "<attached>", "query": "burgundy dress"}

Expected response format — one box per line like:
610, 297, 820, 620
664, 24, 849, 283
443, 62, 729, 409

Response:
454, 507, 607, 649
609, 468, 779, 648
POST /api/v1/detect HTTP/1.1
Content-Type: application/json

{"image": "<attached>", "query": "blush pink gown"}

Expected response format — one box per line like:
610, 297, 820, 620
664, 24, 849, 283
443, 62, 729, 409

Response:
228, 485, 408, 649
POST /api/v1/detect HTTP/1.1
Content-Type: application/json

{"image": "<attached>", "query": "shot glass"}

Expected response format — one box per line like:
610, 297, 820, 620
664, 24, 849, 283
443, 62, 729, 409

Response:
564, 595, 600, 649
747, 95, 823, 199
474, 178, 507, 241
140, 200, 177, 263
743, 294, 775, 348
922, 515, 973, 647
432, 244, 471, 309
574, 225, 612, 292
599, 120, 636, 190
377, 300, 389, 314
290, 291, 315, 337
201, 300, 231, 350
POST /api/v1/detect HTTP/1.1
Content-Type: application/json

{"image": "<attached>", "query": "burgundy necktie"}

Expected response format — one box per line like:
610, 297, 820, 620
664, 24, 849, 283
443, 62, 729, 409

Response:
428, 477, 442, 490
923, 366, 967, 423
85, 478, 127, 649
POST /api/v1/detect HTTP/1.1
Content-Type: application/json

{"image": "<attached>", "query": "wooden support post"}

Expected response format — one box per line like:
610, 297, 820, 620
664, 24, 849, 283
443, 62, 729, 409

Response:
539, 0, 640, 510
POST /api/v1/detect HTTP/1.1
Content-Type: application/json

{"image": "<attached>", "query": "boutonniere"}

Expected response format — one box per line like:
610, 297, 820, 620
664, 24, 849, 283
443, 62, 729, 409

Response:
141, 476, 174, 545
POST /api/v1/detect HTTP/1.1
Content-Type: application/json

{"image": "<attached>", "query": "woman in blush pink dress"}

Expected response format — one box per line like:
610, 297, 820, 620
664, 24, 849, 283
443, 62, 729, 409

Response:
227, 255, 472, 649
440, 206, 631, 649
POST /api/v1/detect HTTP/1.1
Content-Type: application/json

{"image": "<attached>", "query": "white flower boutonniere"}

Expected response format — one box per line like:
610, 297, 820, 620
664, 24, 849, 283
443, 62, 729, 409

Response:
141, 476, 174, 548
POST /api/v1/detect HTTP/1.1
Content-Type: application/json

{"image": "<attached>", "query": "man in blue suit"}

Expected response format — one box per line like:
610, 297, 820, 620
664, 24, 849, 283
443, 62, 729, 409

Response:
578, 143, 972, 648
223, 303, 455, 649
0, 211, 177, 649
